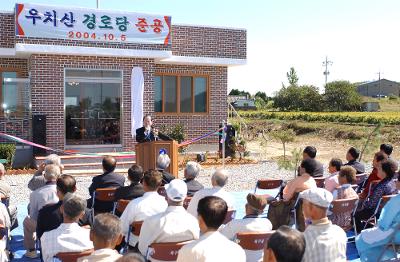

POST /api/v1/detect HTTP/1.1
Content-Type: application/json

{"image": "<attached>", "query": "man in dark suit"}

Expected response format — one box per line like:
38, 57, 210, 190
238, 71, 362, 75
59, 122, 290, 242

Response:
344, 147, 365, 174
115, 164, 145, 201
136, 115, 171, 143
299, 146, 324, 177
183, 161, 204, 196
88, 156, 125, 213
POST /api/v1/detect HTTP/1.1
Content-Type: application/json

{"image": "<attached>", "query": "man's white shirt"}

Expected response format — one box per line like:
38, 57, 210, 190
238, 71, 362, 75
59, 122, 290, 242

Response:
187, 186, 234, 217
120, 191, 168, 246
138, 205, 200, 259
40, 223, 93, 262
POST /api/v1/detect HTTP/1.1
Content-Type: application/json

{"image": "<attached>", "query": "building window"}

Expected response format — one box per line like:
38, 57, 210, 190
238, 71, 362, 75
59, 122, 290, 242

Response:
65, 69, 122, 146
154, 74, 208, 113
0, 70, 29, 118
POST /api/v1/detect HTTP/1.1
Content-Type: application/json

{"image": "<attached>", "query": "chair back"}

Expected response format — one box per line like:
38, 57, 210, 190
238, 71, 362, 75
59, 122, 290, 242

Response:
147, 241, 192, 261
223, 209, 236, 224
236, 231, 275, 251
94, 188, 117, 202
55, 249, 94, 262
115, 199, 130, 214
331, 198, 358, 215
254, 179, 282, 193
314, 177, 325, 188
355, 174, 367, 185
131, 221, 144, 236
183, 197, 192, 210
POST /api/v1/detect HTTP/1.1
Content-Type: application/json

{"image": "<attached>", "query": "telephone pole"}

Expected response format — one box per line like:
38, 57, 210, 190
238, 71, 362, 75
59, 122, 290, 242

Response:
96, 0, 99, 8
377, 71, 383, 99
322, 56, 333, 87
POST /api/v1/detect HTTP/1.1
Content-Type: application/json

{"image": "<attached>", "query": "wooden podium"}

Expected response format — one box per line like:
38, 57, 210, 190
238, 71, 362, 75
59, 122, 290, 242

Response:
135, 140, 179, 177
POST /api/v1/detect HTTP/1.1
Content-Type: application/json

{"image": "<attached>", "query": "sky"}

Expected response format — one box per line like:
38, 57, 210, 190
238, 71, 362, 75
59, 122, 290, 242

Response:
1, 0, 400, 95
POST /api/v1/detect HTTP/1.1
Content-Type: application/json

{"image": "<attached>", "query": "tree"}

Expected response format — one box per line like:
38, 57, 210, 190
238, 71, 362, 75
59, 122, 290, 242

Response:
255, 91, 268, 102
273, 85, 323, 111
229, 89, 251, 97
324, 81, 362, 111
270, 129, 296, 160
287, 67, 299, 86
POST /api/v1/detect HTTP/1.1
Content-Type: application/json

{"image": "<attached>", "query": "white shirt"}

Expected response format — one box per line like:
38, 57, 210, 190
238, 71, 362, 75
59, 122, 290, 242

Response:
177, 231, 246, 262
302, 219, 347, 262
187, 186, 234, 217
0, 203, 10, 262
29, 183, 59, 221
77, 248, 122, 262
324, 172, 339, 193
220, 216, 273, 262
120, 191, 168, 246
138, 205, 200, 258
41, 223, 93, 262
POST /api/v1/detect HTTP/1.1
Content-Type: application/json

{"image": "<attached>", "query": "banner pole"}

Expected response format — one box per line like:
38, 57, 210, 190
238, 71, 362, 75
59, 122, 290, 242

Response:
222, 120, 226, 169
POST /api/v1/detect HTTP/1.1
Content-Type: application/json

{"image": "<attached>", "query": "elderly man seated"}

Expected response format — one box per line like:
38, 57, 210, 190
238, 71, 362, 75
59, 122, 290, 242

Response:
356, 172, 400, 261
24, 164, 60, 258
300, 188, 347, 262
183, 161, 204, 196
138, 179, 199, 257
156, 153, 175, 185
187, 168, 234, 218
177, 196, 246, 262
41, 193, 93, 262
28, 154, 63, 191
78, 213, 123, 262
221, 193, 272, 262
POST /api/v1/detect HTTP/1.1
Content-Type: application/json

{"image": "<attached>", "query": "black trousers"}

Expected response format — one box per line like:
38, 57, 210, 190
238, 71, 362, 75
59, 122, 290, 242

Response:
354, 208, 375, 233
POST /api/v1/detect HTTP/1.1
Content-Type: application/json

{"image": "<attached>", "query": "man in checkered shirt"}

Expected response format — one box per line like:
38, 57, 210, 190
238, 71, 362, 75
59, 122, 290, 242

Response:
300, 188, 347, 262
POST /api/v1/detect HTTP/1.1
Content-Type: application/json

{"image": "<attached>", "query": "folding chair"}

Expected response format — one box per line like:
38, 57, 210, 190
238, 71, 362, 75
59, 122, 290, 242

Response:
254, 179, 283, 199
112, 199, 130, 215
91, 188, 117, 218
314, 177, 325, 188
290, 194, 303, 230
124, 221, 144, 253
183, 196, 192, 210
235, 231, 275, 251
54, 249, 94, 262
355, 173, 367, 185
223, 209, 237, 224
146, 241, 192, 261
355, 194, 397, 234
330, 198, 358, 239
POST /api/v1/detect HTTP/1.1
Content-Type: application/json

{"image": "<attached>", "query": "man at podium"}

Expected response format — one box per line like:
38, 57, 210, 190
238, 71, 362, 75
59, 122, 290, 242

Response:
136, 115, 172, 143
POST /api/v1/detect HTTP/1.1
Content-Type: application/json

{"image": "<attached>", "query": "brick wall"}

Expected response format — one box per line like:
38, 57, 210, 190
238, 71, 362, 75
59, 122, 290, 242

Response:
0, 14, 15, 48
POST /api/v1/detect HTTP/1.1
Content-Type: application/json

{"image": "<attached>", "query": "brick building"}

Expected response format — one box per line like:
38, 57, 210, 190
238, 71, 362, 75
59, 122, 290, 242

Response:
0, 3, 246, 154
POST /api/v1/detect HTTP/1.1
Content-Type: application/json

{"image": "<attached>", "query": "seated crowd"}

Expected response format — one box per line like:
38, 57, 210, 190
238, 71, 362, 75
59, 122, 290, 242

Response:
0, 143, 397, 262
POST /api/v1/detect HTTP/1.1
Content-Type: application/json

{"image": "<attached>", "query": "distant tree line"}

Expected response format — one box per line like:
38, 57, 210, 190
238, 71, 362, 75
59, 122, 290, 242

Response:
229, 67, 363, 112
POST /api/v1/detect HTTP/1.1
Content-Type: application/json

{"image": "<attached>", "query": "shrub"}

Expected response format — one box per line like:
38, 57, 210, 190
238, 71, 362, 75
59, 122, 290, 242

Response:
0, 143, 16, 169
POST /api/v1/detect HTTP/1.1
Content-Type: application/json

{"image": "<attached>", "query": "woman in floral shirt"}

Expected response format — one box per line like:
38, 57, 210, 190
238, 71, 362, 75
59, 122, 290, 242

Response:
354, 159, 398, 232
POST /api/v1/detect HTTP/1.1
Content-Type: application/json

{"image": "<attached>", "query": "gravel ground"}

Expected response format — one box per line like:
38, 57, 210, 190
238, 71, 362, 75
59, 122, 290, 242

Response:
5, 161, 373, 206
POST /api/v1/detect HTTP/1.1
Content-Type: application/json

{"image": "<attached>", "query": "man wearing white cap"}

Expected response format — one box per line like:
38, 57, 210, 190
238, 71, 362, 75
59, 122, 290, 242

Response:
300, 188, 347, 262
138, 179, 199, 259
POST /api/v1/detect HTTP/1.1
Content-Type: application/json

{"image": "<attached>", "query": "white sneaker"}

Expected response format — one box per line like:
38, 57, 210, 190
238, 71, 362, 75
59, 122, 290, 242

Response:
24, 250, 38, 258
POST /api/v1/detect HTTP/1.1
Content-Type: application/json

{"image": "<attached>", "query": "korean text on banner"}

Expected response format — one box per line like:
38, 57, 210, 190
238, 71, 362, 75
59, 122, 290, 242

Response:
15, 3, 172, 45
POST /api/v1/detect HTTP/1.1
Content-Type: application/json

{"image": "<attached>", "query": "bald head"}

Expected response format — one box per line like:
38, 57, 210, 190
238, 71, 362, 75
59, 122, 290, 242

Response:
211, 168, 229, 187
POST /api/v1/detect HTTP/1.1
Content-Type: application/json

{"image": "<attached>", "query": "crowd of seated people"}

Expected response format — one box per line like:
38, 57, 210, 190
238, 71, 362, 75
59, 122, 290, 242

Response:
0, 142, 397, 262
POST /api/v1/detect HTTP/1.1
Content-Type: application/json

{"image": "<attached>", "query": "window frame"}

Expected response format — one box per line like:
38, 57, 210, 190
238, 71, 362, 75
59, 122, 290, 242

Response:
0, 68, 24, 117
154, 73, 210, 115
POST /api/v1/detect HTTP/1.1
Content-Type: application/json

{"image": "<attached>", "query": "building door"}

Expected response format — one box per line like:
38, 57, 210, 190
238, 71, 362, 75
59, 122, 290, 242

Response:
65, 69, 122, 146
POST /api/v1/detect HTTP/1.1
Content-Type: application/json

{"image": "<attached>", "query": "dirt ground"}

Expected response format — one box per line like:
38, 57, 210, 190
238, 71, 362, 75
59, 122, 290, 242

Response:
246, 134, 400, 165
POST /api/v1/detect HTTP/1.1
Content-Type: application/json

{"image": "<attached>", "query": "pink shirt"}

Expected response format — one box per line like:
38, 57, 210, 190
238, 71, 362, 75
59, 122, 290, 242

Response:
283, 174, 317, 201
325, 172, 339, 193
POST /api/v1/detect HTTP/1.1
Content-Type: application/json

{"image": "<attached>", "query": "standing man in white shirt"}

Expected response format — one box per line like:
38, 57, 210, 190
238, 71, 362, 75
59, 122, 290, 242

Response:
177, 196, 246, 262
220, 193, 272, 262
187, 168, 234, 217
23, 164, 60, 258
41, 193, 93, 262
300, 188, 347, 262
138, 179, 199, 258
120, 170, 167, 250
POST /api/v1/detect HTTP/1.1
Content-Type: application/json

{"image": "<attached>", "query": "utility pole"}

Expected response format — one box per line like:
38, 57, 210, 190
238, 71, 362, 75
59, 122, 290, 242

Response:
322, 56, 333, 87
96, 0, 99, 8
377, 71, 382, 99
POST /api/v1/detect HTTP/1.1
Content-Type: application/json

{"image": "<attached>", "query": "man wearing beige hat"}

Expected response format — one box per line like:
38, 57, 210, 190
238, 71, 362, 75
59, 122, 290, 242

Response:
221, 193, 272, 262
300, 188, 347, 262
138, 179, 199, 259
